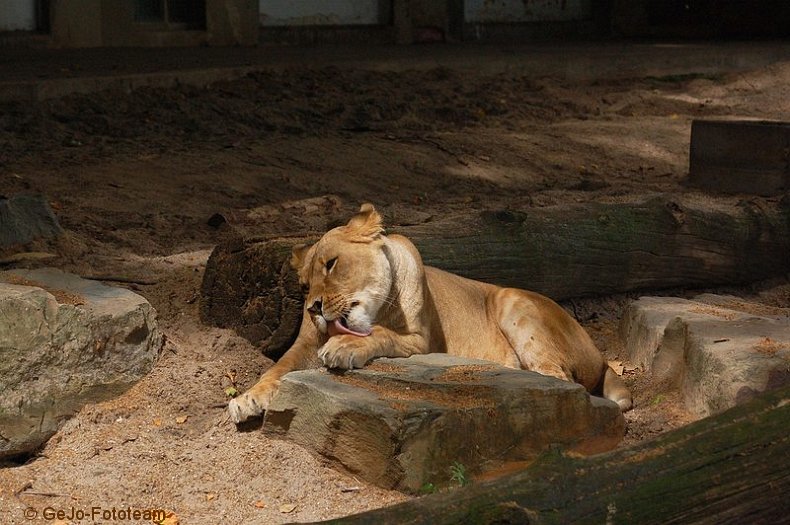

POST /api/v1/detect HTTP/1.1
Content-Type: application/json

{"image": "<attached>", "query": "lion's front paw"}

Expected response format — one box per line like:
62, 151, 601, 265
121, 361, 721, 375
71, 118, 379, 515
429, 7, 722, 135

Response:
228, 385, 277, 424
318, 336, 372, 370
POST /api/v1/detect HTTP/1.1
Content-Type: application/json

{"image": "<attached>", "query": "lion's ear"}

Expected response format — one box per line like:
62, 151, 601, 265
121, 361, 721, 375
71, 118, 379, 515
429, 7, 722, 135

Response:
344, 203, 384, 242
290, 242, 315, 274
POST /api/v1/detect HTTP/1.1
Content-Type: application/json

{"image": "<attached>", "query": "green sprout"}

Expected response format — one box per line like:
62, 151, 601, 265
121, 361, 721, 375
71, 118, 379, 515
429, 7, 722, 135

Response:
449, 461, 469, 487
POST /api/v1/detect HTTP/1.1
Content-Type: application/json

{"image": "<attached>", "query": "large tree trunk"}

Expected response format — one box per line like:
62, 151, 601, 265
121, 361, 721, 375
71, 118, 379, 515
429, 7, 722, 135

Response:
314, 386, 790, 525
200, 195, 790, 357
405, 195, 789, 296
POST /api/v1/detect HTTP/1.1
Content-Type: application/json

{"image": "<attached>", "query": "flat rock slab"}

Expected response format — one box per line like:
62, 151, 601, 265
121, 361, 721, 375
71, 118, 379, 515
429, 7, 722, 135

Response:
0, 268, 163, 458
262, 354, 625, 493
621, 295, 789, 417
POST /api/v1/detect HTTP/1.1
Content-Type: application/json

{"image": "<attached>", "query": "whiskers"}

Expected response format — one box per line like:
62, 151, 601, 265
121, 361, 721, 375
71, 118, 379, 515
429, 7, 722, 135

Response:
337, 290, 398, 312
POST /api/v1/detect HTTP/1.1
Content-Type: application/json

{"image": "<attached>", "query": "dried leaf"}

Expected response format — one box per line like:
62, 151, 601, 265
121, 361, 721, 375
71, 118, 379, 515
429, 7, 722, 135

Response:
156, 512, 180, 525
253, 500, 267, 509
153, 418, 162, 427
206, 493, 217, 501
175, 415, 188, 424
608, 360, 624, 376
279, 503, 297, 514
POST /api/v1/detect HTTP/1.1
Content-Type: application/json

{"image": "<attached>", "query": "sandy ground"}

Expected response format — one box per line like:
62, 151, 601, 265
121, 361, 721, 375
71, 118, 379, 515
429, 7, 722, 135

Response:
1, 47, 790, 524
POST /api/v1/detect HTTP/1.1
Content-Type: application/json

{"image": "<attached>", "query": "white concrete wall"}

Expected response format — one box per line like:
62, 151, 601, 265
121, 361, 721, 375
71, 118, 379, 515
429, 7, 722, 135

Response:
0, 0, 36, 30
259, 0, 388, 26
464, 0, 591, 23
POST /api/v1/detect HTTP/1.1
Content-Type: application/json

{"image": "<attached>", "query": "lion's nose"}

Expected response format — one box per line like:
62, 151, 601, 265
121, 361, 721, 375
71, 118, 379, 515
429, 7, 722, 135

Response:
307, 300, 323, 316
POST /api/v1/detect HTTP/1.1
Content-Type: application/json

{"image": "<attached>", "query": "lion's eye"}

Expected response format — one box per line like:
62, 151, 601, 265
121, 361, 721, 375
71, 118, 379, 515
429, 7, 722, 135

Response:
325, 257, 338, 272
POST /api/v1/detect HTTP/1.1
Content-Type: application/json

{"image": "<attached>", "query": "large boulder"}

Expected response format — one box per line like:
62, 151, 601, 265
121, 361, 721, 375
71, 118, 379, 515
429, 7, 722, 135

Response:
262, 354, 625, 493
620, 295, 789, 417
0, 268, 163, 458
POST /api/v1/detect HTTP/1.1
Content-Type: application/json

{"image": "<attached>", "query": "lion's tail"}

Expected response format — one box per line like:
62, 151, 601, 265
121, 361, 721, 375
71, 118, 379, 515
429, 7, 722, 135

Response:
603, 366, 633, 412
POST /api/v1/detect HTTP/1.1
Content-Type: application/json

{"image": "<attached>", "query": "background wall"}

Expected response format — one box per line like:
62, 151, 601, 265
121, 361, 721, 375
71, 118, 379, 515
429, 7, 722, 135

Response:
464, 0, 592, 23
259, 0, 391, 26
5, 0, 790, 46
0, 0, 37, 31
48, 0, 257, 47
611, 0, 790, 38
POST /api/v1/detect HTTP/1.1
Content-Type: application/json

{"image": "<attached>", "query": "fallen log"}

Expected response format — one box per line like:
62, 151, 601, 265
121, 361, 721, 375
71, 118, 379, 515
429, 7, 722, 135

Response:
313, 385, 790, 525
200, 237, 305, 357
200, 195, 790, 357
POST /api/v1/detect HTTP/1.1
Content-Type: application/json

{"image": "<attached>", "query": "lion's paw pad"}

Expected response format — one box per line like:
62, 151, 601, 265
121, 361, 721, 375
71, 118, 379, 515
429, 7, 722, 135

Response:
228, 392, 266, 424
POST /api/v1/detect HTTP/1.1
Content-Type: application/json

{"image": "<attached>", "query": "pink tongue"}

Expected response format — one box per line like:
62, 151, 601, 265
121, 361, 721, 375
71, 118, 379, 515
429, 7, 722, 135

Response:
328, 319, 371, 338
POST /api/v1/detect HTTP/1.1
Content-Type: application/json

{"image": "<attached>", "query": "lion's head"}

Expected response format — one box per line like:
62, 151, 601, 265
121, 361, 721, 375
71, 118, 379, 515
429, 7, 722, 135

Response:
291, 204, 392, 338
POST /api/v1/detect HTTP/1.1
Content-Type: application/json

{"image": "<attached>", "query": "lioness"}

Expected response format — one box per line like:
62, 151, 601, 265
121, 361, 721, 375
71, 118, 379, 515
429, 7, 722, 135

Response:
229, 204, 632, 423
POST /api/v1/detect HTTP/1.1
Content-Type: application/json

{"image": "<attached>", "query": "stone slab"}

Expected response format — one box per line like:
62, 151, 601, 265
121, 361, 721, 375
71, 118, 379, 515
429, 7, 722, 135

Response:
0, 268, 163, 458
621, 295, 789, 417
262, 354, 624, 493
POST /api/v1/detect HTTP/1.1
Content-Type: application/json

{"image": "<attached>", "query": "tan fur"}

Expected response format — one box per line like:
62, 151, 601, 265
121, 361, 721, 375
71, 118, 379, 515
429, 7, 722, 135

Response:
229, 204, 632, 423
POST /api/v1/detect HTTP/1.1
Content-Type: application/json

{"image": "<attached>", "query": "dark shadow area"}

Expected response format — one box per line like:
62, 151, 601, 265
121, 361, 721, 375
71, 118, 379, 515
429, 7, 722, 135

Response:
234, 415, 264, 433
613, 0, 790, 39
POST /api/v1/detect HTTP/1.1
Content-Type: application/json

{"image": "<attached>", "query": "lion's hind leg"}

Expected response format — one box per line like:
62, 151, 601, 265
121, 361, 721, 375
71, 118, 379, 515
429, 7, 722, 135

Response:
490, 288, 573, 382
491, 288, 634, 411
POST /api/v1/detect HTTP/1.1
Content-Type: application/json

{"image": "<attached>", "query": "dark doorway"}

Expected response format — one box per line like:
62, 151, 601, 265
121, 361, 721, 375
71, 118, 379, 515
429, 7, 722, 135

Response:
134, 0, 207, 29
